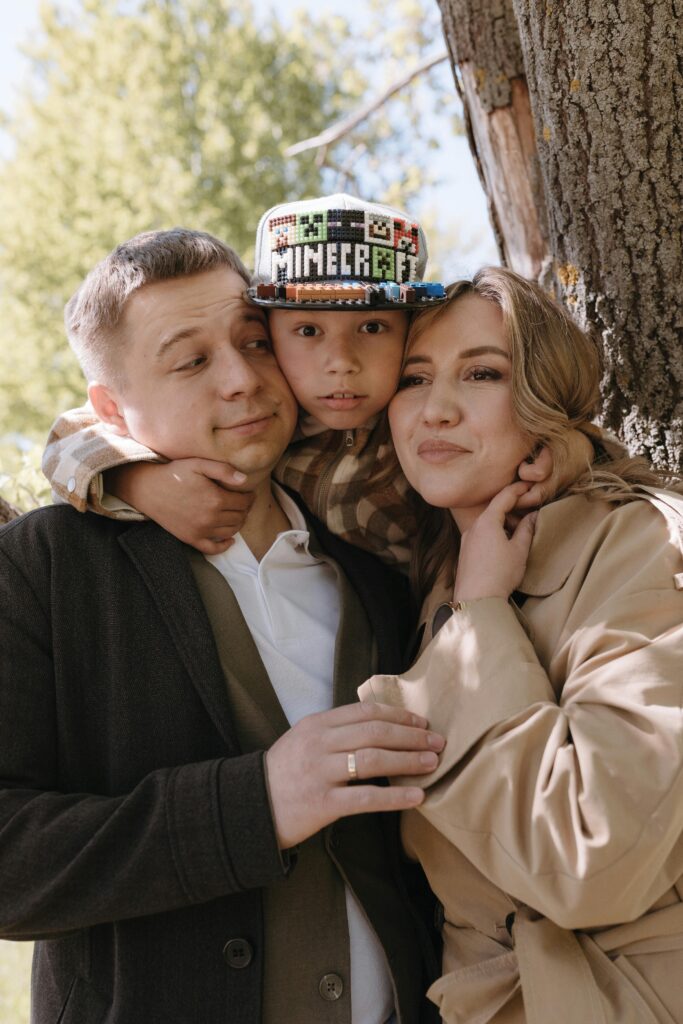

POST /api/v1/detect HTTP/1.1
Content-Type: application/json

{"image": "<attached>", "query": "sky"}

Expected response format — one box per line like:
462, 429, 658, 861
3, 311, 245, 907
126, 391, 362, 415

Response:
0, 0, 497, 278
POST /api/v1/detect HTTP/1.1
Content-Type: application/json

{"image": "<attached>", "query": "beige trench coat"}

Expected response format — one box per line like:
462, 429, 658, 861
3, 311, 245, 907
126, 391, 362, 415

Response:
359, 486, 683, 1023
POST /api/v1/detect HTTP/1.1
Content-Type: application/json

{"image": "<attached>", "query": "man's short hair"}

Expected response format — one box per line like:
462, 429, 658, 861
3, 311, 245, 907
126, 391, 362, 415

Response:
65, 228, 251, 385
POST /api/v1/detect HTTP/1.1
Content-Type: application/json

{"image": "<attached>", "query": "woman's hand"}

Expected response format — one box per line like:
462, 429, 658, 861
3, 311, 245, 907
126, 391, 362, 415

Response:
104, 459, 254, 554
453, 482, 537, 603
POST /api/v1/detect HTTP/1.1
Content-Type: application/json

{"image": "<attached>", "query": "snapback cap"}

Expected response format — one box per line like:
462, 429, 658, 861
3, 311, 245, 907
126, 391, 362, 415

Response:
249, 192, 446, 310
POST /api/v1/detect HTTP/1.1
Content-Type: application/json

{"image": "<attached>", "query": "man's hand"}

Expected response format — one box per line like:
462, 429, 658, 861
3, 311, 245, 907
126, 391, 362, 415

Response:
265, 702, 445, 849
105, 459, 254, 553
453, 482, 537, 603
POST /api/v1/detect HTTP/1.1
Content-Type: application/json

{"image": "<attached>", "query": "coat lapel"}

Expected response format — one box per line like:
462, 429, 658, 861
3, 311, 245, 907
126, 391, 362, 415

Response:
118, 522, 240, 751
187, 550, 290, 749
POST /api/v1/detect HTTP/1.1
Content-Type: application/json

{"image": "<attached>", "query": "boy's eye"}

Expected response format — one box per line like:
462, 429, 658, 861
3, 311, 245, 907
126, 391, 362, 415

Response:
296, 324, 321, 338
360, 320, 385, 335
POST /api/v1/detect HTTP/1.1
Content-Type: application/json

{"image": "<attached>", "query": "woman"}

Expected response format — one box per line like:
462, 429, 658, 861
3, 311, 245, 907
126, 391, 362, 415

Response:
359, 267, 683, 1023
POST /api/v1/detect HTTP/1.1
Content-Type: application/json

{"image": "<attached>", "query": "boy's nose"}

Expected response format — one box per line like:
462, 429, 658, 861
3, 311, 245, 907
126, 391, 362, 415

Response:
325, 338, 361, 374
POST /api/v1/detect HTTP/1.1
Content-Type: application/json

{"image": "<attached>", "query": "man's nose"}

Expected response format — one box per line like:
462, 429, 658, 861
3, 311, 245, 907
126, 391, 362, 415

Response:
217, 348, 262, 399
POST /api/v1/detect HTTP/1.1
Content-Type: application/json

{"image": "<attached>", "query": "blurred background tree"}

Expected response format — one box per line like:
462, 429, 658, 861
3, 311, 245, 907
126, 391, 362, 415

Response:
0, 0, 463, 494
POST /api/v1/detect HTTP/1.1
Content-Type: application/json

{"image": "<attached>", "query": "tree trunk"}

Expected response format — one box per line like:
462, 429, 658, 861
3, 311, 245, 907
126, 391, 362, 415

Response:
437, 0, 683, 469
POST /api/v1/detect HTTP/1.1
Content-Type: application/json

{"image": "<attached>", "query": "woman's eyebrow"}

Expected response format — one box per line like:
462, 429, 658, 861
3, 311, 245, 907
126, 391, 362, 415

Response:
402, 353, 432, 367
460, 345, 510, 359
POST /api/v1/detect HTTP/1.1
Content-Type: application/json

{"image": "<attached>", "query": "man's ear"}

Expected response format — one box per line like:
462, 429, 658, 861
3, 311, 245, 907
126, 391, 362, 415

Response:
88, 382, 129, 437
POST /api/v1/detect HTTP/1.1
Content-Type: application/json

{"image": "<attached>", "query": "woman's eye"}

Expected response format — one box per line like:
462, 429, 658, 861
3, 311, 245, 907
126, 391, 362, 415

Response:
467, 366, 502, 382
397, 373, 429, 389
360, 321, 385, 334
296, 325, 320, 337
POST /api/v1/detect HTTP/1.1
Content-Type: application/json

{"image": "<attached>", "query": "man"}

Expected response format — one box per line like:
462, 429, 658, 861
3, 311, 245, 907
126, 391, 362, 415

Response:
0, 229, 441, 1024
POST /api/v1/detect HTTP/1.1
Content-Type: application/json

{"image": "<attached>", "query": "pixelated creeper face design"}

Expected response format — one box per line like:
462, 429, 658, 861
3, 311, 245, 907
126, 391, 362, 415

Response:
372, 246, 395, 280
327, 209, 365, 242
364, 211, 392, 245
296, 211, 328, 244
394, 219, 419, 256
268, 215, 297, 250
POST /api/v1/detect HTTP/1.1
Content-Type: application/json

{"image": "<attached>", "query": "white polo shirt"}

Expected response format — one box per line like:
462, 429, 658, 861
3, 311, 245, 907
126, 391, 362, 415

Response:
206, 485, 394, 1024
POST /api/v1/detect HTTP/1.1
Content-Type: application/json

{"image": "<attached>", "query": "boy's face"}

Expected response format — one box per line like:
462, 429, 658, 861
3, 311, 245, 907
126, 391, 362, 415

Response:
269, 308, 409, 429
91, 268, 298, 486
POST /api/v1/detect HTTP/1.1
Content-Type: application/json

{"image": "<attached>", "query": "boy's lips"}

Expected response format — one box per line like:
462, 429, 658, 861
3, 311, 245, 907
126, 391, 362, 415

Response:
318, 392, 366, 411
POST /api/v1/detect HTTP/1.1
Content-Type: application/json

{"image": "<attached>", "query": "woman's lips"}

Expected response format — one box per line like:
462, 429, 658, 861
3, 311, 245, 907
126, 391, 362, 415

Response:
417, 439, 469, 463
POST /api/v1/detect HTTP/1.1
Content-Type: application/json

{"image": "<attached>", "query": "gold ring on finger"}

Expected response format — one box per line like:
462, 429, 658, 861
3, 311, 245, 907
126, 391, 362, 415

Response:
347, 751, 358, 782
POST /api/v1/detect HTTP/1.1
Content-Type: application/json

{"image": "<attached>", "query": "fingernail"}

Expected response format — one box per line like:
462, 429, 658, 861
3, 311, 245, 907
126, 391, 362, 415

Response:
411, 714, 428, 728
405, 788, 424, 804
428, 732, 445, 750
419, 751, 438, 768
233, 471, 247, 483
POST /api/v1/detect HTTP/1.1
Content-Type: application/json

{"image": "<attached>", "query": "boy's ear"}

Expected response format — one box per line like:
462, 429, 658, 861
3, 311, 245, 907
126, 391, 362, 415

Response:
88, 382, 129, 436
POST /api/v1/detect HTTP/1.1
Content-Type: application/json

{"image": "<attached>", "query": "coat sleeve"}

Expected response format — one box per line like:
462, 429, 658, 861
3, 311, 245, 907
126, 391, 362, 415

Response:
359, 500, 683, 930
0, 538, 288, 939
42, 404, 163, 516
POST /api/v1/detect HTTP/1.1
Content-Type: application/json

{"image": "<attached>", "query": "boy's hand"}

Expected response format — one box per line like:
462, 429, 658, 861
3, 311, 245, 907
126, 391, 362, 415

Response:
265, 702, 445, 850
515, 429, 594, 509
105, 459, 254, 553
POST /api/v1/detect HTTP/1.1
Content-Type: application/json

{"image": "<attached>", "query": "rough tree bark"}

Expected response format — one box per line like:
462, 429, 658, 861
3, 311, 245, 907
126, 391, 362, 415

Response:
437, 0, 683, 469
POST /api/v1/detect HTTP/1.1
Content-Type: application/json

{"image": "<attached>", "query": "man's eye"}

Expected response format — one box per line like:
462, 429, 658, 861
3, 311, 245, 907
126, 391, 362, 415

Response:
296, 325, 320, 337
176, 356, 206, 371
360, 321, 385, 334
244, 337, 271, 350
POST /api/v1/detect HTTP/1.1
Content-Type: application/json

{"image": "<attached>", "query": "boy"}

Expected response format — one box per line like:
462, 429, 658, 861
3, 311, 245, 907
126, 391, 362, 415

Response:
43, 194, 561, 559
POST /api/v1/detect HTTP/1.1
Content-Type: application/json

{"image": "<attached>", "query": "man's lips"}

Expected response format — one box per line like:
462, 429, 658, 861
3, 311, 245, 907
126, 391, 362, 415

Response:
416, 439, 470, 463
217, 413, 276, 436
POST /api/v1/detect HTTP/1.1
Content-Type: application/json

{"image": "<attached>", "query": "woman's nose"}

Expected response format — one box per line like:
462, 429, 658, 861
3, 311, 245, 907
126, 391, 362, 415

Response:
421, 381, 460, 426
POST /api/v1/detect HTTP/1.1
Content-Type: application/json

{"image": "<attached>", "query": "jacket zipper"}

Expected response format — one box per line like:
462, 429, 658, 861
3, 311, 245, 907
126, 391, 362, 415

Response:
314, 430, 355, 521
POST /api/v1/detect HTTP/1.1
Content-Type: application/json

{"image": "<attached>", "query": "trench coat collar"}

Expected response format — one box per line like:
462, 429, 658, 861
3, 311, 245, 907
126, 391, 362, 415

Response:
518, 493, 611, 597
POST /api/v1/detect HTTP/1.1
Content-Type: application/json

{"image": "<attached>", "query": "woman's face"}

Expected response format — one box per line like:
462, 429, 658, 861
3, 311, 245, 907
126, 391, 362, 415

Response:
388, 293, 532, 530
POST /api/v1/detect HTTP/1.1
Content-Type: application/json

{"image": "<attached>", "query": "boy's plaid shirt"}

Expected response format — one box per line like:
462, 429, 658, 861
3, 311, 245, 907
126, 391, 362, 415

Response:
42, 408, 416, 568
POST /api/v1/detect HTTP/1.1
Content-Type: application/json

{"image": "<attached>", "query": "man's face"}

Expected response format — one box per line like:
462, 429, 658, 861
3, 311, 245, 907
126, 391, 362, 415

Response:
95, 268, 298, 486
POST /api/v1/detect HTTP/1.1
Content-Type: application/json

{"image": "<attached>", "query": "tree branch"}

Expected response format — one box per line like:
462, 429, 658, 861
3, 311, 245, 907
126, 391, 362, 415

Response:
284, 49, 449, 158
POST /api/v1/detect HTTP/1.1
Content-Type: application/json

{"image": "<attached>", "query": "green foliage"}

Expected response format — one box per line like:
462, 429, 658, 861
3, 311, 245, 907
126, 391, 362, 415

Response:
0, 941, 31, 1024
0, 0, 461, 451
0, 0, 366, 439
0, 437, 51, 511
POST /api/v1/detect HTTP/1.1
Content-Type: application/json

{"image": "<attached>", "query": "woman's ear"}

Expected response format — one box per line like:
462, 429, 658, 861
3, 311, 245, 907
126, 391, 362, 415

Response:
87, 382, 129, 436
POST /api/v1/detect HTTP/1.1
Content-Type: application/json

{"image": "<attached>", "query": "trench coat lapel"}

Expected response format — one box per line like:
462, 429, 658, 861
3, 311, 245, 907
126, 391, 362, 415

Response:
118, 522, 241, 750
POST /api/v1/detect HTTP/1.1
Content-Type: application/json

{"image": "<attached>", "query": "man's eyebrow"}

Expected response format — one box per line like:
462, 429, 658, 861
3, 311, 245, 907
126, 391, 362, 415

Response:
155, 327, 202, 361
155, 311, 268, 361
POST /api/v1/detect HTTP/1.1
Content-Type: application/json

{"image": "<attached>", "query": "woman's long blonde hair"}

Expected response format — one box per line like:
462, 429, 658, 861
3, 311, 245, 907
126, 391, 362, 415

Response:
407, 266, 677, 603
